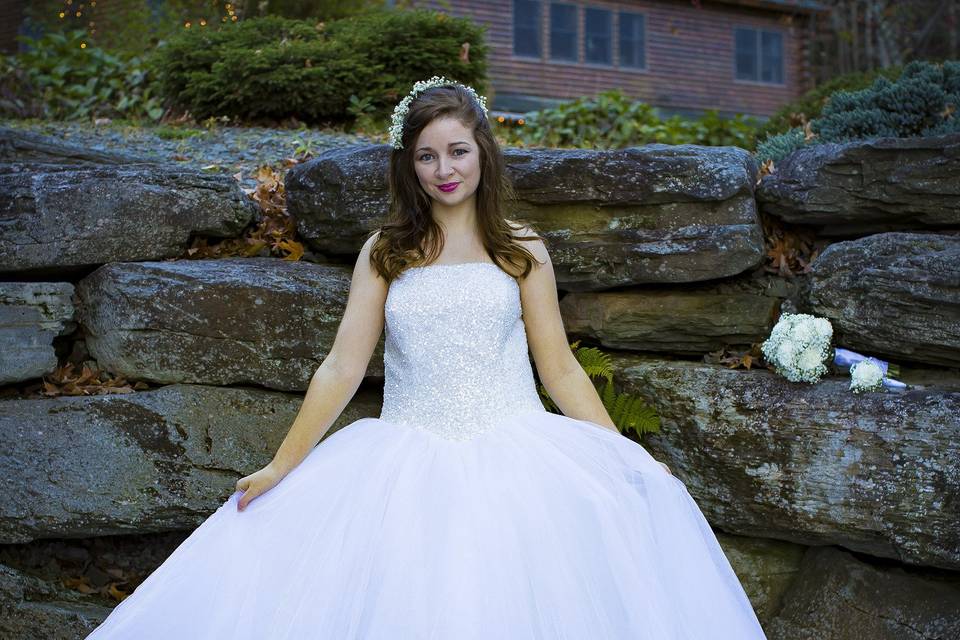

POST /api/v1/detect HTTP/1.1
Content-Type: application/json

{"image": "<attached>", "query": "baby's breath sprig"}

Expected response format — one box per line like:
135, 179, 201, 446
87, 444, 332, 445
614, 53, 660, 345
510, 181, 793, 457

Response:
389, 75, 489, 150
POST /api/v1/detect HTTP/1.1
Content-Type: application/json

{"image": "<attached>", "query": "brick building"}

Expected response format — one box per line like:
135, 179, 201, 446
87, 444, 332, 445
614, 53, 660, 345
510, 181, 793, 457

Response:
1, 0, 829, 120
417, 0, 828, 118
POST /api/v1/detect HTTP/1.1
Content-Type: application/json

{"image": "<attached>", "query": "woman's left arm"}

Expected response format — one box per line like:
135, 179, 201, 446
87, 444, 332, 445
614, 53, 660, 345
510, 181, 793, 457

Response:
514, 226, 673, 475
515, 227, 619, 432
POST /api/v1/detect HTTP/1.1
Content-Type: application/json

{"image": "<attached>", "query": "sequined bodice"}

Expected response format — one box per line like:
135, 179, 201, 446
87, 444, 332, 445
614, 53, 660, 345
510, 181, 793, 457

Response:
379, 262, 547, 440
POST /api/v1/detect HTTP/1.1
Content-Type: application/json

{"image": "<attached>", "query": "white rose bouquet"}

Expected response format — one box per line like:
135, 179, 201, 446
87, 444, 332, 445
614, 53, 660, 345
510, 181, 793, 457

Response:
761, 313, 907, 392
760, 313, 833, 383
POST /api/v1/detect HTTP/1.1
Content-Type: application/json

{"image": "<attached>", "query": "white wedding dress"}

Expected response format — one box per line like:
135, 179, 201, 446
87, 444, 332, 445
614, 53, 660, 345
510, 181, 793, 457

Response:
86, 261, 767, 639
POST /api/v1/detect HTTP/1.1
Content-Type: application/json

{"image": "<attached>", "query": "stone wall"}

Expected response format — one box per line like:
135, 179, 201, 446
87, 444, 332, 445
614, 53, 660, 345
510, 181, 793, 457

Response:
1, 125, 958, 638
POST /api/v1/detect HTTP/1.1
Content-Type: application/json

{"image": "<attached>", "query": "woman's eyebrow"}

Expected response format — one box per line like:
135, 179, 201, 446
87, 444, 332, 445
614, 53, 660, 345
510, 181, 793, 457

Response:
416, 141, 471, 152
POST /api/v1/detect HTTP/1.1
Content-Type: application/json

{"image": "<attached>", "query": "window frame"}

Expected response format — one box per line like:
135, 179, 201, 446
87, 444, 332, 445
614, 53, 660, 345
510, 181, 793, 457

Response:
510, 2, 650, 75
617, 9, 646, 71
512, 0, 544, 61
584, 6, 613, 67
549, 2, 580, 63
733, 25, 785, 86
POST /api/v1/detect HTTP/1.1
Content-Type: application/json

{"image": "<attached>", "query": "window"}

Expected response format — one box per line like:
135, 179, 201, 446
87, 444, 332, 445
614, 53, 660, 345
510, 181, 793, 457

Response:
514, 0, 542, 58
735, 27, 783, 83
585, 8, 612, 65
618, 11, 645, 68
550, 3, 578, 62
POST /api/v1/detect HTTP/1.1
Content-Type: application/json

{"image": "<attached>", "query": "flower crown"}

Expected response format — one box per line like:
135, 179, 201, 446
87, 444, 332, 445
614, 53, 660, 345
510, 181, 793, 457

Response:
388, 75, 489, 150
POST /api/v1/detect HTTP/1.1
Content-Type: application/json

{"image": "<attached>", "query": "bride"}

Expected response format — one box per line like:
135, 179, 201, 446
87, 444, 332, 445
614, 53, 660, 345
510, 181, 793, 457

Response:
86, 76, 768, 639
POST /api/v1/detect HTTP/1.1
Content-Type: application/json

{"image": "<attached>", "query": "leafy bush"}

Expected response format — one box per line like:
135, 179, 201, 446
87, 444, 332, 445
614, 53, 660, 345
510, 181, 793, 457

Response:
0, 29, 165, 121
501, 89, 761, 149
154, 9, 488, 124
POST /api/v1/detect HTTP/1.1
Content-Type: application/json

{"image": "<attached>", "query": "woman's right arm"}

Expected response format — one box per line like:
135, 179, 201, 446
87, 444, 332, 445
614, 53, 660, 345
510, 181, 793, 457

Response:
235, 232, 387, 510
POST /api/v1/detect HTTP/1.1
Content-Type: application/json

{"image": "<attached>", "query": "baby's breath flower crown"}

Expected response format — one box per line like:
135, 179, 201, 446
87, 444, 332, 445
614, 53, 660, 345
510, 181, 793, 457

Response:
389, 75, 489, 150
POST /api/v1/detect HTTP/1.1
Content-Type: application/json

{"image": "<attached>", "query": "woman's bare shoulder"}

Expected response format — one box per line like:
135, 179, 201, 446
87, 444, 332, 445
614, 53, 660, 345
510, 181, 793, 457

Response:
505, 218, 539, 238
504, 219, 548, 263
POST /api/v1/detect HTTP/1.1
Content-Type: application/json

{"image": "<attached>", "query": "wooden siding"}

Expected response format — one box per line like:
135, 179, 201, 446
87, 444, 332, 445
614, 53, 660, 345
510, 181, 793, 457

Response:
420, 0, 817, 118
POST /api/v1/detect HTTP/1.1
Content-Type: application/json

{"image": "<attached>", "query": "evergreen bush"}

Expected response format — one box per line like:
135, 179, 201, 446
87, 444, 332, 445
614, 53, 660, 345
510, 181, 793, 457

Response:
154, 9, 487, 124
754, 65, 903, 141
813, 60, 960, 141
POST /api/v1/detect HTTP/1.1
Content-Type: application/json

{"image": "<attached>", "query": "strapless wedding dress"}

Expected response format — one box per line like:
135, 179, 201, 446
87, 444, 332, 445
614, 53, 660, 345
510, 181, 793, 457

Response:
85, 261, 767, 639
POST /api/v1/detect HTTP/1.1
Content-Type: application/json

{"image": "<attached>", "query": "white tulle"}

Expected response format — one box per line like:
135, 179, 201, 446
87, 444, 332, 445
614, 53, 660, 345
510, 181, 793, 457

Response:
85, 262, 768, 639
86, 411, 766, 639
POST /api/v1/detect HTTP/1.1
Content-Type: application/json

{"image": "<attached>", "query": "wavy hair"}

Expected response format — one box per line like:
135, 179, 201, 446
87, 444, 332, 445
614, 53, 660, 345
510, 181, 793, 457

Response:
368, 82, 545, 282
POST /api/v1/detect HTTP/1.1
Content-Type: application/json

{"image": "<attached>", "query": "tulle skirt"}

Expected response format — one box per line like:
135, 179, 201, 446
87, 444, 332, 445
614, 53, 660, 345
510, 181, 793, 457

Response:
85, 410, 767, 639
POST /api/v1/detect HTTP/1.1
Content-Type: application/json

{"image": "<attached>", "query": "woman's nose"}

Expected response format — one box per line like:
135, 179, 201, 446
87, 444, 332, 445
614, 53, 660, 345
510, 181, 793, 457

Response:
436, 159, 453, 177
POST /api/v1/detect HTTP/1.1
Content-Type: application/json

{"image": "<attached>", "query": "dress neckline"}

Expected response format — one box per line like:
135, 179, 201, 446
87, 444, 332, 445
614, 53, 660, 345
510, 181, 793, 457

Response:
398, 261, 517, 286
407, 261, 499, 271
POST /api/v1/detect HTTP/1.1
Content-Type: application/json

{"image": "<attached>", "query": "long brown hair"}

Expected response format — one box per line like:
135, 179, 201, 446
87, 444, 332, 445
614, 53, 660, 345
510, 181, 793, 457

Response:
368, 82, 545, 282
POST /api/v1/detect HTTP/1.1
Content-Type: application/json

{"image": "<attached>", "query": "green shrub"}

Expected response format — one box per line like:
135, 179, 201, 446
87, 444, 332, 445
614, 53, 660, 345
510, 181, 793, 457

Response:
154, 9, 487, 124
0, 28, 164, 121
501, 89, 761, 149
755, 126, 808, 164
754, 65, 904, 141
813, 60, 960, 141
754, 60, 959, 164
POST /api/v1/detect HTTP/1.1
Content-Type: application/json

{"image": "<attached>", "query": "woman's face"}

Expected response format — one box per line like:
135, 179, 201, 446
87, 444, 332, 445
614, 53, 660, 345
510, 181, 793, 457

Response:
413, 116, 481, 208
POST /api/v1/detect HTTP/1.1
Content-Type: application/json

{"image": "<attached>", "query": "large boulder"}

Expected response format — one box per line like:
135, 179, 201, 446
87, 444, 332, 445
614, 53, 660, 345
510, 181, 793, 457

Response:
74, 257, 383, 390
0, 163, 256, 275
808, 231, 960, 368
757, 132, 960, 236
287, 144, 765, 290
615, 355, 960, 570
0, 384, 382, 542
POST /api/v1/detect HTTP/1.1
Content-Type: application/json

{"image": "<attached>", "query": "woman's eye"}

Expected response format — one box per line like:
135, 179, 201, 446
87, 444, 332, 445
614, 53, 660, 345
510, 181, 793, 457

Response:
419, 149, 467, 162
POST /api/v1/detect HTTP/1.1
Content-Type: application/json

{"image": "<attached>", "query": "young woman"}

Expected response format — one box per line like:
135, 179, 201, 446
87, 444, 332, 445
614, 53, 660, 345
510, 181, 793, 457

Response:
86, 77, 768, 639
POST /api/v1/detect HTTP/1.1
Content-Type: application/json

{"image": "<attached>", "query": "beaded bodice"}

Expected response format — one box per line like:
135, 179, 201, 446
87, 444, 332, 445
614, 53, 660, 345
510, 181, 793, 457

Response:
379, 262, 547, 441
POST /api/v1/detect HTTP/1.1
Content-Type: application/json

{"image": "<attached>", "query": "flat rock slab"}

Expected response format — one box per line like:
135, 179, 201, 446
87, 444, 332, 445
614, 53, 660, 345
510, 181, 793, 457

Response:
0, 282, 75, 384
617, 355, 960, 570
757, 132, 960, 236
0, 162, 256, 275
808, 231, 960, 368
75, 257, 383, 390
0, 383, 382, 542
765, 546, 960, 639
0, 125, 155, 165
286, 143, 764, 290
559, 271, 794, 354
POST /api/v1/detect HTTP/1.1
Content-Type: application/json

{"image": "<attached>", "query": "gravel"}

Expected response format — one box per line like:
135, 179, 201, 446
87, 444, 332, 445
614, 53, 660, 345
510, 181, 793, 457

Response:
1, 118, 382, 189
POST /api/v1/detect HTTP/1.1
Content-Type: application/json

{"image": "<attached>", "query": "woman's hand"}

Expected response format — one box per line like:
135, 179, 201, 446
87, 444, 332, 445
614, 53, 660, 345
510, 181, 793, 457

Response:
658, 461, 673, 476
235, 463, 285, 511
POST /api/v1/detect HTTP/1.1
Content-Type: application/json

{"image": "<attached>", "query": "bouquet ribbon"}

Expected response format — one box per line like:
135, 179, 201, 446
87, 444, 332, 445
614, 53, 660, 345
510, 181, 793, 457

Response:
833, 347, 908, 389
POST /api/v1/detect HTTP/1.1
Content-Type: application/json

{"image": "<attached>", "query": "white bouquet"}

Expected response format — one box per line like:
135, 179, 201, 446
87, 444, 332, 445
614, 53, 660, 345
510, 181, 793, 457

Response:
760, 313, 833, 383
848, 358, 885, 393
761, 313, 907, 392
